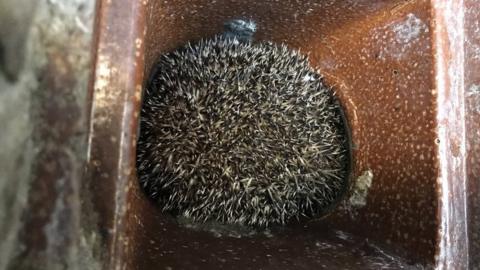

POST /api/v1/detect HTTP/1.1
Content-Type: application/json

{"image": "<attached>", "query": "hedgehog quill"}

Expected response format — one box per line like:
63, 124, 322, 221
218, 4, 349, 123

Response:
137, 19, 350, 227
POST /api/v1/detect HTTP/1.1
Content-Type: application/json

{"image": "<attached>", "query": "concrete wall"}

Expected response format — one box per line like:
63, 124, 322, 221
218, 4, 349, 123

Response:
0, 0, 100, 269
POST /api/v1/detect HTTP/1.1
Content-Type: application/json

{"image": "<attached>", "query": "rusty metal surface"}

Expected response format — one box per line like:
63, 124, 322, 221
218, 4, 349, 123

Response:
430, 1, 469, 269
86, 0, 146, 269
132, 214, 420, 270
304, 1, 437, 262
142, 0, 437, 265
465, 0, 480, 269
86, 0, 478, 269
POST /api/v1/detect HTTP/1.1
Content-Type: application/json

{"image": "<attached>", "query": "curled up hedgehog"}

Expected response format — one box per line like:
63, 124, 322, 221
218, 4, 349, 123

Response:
137, 19, 351, 227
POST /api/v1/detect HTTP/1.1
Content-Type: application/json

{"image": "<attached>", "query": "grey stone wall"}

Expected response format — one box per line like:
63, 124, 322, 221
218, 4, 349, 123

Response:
0, 0, 100, 269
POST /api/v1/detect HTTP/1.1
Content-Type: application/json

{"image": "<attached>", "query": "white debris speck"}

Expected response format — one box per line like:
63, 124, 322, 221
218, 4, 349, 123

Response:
349, 170, 373, 207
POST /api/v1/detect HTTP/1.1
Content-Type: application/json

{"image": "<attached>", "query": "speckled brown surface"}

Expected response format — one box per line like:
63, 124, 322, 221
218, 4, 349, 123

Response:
305, 1, 437, 262
85, 0, 478, 269
142, 0, 437, 265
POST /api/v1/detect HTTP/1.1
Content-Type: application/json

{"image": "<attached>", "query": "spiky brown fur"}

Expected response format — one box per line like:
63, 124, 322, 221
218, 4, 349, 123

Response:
137, 36, 349, 226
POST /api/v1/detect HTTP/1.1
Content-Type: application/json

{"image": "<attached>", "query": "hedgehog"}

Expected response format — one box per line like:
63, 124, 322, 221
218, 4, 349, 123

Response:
136, 19, 350, 227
